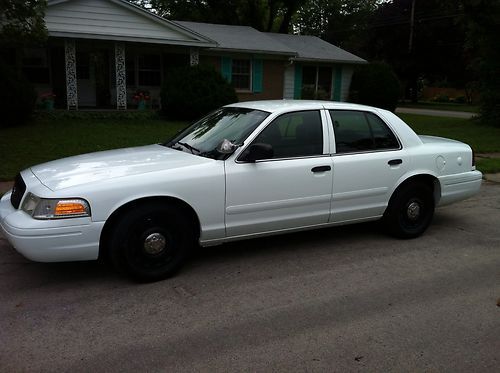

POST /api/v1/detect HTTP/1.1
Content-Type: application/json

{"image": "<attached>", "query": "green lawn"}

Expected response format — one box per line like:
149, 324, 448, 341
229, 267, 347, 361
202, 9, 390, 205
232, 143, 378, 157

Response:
0, 116, 187, 180
0, 113, 499, 181
398, 114, 500, 152
399, 114, 500, 173
398, 101, 480, 113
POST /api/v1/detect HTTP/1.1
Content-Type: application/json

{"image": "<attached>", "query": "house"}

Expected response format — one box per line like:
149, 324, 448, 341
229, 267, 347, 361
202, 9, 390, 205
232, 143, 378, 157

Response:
15, 0, 366, 110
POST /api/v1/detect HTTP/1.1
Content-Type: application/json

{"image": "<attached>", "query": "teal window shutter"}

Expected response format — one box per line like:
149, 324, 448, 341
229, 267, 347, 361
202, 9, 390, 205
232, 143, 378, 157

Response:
333, 66, 342, 101
221, 57, 232, 83
252, 59, 263, 93
294, 64, 302, 99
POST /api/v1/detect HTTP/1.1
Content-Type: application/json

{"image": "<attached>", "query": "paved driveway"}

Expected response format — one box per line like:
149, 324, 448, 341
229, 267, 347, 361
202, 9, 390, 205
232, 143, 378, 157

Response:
1, 183, 499, 372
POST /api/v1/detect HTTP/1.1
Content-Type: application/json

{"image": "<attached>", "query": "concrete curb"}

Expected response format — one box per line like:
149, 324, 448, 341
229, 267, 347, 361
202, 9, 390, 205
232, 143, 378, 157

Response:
484, 174, 500, 183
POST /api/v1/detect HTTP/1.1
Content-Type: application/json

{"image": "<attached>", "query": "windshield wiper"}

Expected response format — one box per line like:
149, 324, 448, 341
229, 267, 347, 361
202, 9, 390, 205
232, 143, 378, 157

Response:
174, 141, 201, 155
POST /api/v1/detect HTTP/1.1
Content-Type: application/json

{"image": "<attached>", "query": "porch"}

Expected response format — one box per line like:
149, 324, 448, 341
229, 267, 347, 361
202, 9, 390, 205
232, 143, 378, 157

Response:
25, 38, 200, 110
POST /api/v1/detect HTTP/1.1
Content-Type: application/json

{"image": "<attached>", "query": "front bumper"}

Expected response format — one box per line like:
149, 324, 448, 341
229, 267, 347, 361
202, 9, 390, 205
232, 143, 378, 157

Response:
0, 191, 103, 262
438, 170, 482, 206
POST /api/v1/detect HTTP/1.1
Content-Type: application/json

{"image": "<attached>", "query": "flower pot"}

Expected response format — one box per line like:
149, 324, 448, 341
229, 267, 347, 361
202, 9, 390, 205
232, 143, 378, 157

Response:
137, 100, 146, 110
43, 100, 54, 111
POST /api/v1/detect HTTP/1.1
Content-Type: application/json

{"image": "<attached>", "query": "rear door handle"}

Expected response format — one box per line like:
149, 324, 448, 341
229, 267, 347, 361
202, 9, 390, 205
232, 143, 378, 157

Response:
311, 165, 331, 173
388, 159, 403, 166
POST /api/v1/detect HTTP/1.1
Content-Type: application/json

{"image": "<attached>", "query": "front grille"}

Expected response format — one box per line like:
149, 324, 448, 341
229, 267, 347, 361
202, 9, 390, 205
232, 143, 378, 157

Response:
10, 173, 26, 209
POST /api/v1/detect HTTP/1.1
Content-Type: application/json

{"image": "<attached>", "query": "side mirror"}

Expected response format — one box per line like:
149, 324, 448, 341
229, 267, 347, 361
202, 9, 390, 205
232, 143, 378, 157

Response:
239, 143, 274, 162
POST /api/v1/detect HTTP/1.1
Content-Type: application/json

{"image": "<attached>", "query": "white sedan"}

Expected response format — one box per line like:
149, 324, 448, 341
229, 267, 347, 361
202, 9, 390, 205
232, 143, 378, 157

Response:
0, 100, 482, 281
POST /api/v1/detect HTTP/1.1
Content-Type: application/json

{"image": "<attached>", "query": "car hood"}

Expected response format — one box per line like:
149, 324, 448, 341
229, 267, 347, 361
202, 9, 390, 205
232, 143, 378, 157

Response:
30, 144, 211, 191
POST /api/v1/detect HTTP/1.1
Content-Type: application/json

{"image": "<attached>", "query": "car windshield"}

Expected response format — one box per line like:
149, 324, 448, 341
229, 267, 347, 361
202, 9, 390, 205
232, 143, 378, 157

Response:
165, 107, 270, 159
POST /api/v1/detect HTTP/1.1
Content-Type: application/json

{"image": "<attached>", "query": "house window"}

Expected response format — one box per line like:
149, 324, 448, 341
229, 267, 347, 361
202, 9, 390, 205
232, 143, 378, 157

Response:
301, 66, 332, 100
231, 59, 251, 91
22, 48, 50, 84
138, 54, 161, 86
302, 66, 316, 99
317, 67, 332, 99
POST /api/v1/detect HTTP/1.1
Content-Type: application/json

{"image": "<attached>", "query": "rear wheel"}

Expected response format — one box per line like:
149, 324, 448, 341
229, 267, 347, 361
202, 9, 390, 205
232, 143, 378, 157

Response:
109, 203, 194, 282
383, 182, 435, 238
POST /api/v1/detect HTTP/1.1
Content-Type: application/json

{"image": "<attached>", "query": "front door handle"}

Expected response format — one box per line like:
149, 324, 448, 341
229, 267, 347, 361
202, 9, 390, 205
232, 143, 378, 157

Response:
311, 165, 331, 173
388, 159, 403, 166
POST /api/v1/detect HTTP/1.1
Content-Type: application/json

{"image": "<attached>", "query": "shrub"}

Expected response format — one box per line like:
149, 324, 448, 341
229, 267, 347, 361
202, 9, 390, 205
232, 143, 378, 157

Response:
161, 65, 238, 120
432, 94, 450, 103
0, 60, 37, 127
349, 62, 400, 112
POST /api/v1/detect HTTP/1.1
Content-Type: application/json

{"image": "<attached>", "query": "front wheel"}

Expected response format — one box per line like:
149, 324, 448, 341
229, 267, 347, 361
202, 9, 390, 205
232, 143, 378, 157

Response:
109, 203, 194, 282
383, 182, 435, 239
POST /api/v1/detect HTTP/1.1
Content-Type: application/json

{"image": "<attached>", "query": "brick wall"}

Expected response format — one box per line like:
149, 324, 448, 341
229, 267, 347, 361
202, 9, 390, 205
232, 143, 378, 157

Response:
199, 56, 285, 101
238, 60, 284, 101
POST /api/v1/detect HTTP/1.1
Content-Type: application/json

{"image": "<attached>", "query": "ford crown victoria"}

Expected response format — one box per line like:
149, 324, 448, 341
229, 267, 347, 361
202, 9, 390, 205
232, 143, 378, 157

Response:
0, 101, 482, 281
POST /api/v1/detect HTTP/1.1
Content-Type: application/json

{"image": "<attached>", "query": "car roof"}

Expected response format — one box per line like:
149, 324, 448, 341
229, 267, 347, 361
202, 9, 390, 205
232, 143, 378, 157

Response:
226, 100, 378, 113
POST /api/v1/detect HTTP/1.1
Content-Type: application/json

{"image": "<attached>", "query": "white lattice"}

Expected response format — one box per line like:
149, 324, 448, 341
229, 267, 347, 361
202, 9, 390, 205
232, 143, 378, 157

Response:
115, 43, 127, 110
190, 48, 199, 66
64, 40, 78, 110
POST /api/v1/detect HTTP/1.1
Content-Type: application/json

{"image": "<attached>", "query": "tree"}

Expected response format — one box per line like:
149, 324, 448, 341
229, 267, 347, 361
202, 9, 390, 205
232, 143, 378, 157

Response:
0, 0, 46, 125
295, 0, 378, 51
350, 62, 400, 111
0, 0, 48, 46
462, 0, 500, 126
161, 65, 237, 119
359, 0, 467, 101
129, 0, 306, 32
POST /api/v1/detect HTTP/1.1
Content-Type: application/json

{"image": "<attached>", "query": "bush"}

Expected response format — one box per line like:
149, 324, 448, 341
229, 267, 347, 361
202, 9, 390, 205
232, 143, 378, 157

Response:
349, 62, 400, 112
0, 60, 37, 127
432, 94, 450, 103
161, 65, 238, 120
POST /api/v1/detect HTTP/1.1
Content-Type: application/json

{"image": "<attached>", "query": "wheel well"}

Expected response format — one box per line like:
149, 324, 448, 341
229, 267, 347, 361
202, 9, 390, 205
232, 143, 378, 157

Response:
390, 174, 441, 206
98, 197, 201, 260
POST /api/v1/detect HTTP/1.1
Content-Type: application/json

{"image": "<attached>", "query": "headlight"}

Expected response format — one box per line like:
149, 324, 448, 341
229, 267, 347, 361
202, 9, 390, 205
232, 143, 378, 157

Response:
21, 193, 91, 219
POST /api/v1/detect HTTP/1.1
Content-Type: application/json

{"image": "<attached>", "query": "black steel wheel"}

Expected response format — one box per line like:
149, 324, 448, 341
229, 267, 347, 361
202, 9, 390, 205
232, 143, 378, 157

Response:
109, 203, 194, 282
383, 182, 435, 239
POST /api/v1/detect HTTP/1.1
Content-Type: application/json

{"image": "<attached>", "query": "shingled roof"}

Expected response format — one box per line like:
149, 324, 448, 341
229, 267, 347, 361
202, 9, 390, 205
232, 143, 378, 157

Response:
175, 21, 296, 56
265, 33, 366, 64
176, 21, 365, 64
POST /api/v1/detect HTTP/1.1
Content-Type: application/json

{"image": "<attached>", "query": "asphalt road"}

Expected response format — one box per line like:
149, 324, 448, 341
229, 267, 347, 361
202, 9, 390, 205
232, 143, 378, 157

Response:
1, 183, 499, 372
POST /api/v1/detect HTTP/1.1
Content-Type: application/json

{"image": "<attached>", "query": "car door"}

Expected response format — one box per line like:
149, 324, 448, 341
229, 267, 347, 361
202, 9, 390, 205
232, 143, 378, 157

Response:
328, 109, 409, 223
224, 110, 333, 237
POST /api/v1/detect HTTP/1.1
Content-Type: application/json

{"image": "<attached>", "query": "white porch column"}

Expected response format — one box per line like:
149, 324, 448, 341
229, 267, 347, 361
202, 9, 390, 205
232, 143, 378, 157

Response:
115, 42, 127, 110
64, 39, 78, 110
190, 48, 199, 66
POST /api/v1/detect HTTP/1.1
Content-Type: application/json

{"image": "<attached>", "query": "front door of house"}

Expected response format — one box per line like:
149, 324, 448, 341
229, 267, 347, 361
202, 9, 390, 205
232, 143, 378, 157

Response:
77, 52, 96, 107
77, 51, 110, 108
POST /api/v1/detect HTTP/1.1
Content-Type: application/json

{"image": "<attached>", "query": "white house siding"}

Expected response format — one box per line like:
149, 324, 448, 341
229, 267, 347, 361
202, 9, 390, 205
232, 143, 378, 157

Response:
283, 64, 295, 99
340, 66, 353, 102
46, 0, 196, 43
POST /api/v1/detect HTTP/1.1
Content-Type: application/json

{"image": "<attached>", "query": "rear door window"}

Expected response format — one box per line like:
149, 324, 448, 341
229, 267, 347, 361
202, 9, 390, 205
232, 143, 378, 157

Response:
329, 110, 399, 153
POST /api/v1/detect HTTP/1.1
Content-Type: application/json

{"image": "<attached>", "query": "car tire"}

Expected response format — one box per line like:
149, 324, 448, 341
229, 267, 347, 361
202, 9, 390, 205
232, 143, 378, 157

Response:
109, 202, 194, 282
383, 181, 435, 239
